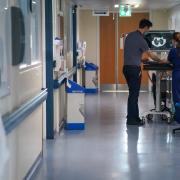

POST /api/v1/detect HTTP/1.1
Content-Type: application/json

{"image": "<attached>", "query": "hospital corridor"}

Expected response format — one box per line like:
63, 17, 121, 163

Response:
32, 93, 180, 180
1, 0, 180, 180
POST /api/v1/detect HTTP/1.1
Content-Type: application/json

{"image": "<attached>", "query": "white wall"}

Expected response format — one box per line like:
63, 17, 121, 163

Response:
0, 0, 44, 179
168, 4, 180, 31
150, 9, 169, 30
64, 0, 74, 70
3, 106, 43, 180
52, 0, 72, 133
78, 9, 99, 65
77, 9, 100, 88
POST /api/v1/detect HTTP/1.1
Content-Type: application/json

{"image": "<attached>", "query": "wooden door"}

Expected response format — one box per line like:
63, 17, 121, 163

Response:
100, 13, 150, 88
118, 13, 149, 85
100, 14, 115, 85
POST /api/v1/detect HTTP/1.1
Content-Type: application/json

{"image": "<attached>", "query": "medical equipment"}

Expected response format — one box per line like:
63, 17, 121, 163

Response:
143, 61, 173, 123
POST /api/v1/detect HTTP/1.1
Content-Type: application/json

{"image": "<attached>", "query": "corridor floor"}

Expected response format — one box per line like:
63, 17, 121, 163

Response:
33, 92, 180, 180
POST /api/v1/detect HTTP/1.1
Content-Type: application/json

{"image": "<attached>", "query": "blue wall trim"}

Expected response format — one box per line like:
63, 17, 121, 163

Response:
65, 123, 85, 130
68, 67, 77, 78
72, 5, 77, 82
45, 0, 54, 139
2, 89, 48, 135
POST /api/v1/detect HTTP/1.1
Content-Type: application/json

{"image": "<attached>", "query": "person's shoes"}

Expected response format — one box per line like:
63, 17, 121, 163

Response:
137, 117, 145, 125
126, 117, 145, 126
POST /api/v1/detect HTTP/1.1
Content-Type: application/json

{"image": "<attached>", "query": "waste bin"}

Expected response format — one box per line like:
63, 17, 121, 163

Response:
84, 62, 98, 93
65, 80, 85, 130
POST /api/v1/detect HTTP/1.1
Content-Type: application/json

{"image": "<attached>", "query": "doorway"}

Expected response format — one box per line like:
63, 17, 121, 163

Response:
100, 13, 149, 91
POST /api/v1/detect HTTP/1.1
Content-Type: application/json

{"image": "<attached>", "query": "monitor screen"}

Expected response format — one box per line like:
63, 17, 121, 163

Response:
144, 30, 175, 51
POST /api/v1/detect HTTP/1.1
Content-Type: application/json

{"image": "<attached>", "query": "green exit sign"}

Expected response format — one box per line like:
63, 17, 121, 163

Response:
119, 5, 132, 17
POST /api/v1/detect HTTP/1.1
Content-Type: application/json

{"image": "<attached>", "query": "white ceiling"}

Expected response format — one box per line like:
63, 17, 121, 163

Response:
73, 0, 180, 11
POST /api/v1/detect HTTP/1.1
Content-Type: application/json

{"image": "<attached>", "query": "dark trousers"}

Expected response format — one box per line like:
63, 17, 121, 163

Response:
123, 65, 142, 122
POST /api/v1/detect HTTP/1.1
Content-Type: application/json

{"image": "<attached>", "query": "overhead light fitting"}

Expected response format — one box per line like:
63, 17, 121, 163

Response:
134, 4, 140, 8
114, 4, 119, 8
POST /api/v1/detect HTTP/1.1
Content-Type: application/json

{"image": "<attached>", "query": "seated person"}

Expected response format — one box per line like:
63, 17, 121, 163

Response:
168, 32, 180, 122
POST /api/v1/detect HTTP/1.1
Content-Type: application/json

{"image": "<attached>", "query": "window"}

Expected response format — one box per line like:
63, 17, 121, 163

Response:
65, 5, 73, 54
57, 0, 62, 12
18, 0, 42, 68
30, 0, 41, 63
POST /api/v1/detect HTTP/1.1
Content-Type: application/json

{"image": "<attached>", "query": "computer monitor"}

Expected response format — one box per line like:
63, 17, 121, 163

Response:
144, 30, 175, 51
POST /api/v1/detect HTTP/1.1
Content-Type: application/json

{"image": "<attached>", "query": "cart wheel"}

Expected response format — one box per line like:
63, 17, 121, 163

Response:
167, 117, 172, 124
161, 114, 168, 121
173, 129, 176, 134
142, 117, 146, 124
146, 114, 153, 121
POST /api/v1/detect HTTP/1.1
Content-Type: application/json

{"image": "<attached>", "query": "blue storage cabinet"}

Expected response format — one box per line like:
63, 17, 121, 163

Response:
65, 80, 85, 130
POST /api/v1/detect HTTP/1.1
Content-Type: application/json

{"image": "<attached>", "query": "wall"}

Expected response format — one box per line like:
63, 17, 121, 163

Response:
52, 0, 73, 133
78, 9, 170, 71
146, 10, 169, 91
64, 0, 74, 69
3, 107, 43, 180
150, 9, 169, 30
78, 9, 99, 65
0, 0, 44, 179
168, 4, 180, 31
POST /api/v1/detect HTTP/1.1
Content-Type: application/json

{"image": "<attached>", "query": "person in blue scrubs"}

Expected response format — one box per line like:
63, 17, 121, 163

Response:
168, 32, 180, 122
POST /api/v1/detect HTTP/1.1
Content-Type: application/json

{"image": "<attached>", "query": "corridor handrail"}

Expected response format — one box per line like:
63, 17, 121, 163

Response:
67, 67, 77, 78
54, 67, 77, 89
2, 89, 48, 135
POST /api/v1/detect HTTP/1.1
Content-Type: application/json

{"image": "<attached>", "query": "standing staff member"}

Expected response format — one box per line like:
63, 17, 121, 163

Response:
123, 19, 163, 126
168, 32, 180, 123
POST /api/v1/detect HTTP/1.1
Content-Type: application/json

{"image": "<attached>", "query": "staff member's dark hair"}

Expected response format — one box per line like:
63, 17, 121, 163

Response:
173, 32, 180, 41
173, 32, 180, 58
139, 19, 153, 29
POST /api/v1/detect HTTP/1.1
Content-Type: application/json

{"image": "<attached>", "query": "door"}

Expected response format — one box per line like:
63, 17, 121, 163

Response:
100, 14, 116, 89
100, 13, 149, 91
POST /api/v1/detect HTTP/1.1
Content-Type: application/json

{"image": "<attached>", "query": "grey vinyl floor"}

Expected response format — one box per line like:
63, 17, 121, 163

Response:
33, 92, 180, 180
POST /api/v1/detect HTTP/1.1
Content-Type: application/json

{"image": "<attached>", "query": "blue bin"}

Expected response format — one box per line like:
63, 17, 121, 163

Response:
65, 80, 85, 130
84, 62, 98, 94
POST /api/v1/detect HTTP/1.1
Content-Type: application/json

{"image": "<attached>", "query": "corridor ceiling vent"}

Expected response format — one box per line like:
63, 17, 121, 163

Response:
92, 9, 109, 16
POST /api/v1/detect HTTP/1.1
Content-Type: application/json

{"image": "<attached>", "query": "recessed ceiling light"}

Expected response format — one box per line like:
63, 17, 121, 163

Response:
114, 4, 119, 8
134, 4, 140, 8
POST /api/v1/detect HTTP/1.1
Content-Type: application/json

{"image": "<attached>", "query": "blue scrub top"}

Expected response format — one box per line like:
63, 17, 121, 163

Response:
168, 48, 180, 70
168, 47, 180, 119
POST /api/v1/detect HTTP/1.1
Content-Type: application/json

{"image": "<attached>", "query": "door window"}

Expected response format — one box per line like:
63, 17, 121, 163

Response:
17, 0, 42, 68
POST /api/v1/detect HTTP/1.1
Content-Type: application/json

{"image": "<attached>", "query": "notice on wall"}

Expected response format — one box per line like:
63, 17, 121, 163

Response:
120, 33, 128, 50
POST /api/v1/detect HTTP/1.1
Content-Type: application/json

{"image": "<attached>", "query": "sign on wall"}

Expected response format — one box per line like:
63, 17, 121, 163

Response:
119, 5, 132, 17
